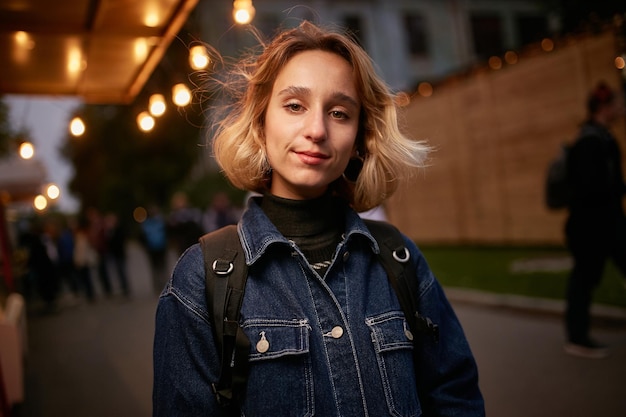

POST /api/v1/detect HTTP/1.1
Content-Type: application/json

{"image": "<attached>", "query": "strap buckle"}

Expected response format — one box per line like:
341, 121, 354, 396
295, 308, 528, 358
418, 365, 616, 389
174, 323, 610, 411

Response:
211, 383, 233, 406
392, 247, 410, 263
212, 259, 234, 275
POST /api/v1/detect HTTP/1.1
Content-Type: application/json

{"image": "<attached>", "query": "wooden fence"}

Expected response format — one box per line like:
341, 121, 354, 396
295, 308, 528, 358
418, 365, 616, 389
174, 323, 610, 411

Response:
387, 30, 626, 246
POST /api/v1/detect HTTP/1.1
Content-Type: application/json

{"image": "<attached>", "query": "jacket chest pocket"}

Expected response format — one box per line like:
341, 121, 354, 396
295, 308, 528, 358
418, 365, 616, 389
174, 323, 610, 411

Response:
366, 311, 422, 417
241, 319, 313, 417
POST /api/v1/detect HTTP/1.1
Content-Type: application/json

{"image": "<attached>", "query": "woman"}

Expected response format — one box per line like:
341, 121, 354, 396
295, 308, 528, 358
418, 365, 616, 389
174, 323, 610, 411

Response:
153, 21, 484, 416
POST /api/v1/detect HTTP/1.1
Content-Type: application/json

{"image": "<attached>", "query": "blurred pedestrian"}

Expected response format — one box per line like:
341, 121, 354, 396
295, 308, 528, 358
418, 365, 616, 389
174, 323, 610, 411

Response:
104, 212, 130, 297
24, 218, 60, 313
167, 192, 203, 256
564, 81, 626, 358
86, 207, 112, 297
57, 215, 80, 298
74, 215, 96, 302
201, 191, 239, 233
140, 205, 169, 294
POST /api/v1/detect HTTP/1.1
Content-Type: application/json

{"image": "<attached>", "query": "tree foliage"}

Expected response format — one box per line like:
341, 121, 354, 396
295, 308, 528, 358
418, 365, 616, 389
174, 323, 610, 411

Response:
60, 99, 204, 218
0, 98, 15, 157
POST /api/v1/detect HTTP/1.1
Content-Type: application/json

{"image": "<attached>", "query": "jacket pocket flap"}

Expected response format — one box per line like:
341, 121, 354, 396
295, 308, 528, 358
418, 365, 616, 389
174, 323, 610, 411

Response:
366, 312, 414, 353
243, 319, 310, 361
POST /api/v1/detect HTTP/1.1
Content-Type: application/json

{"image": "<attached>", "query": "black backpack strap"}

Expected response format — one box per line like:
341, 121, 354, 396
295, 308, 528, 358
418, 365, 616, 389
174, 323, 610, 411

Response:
200, 225, 250, 412
364, 219, 439, 342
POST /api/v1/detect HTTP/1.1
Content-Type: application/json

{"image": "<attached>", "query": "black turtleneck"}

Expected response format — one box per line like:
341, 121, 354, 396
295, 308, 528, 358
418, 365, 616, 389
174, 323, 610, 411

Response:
260, 193, 344, 276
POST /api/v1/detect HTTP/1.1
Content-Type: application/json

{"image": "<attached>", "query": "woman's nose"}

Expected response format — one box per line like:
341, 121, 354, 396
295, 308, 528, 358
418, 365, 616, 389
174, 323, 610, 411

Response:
303, 109, 327, 142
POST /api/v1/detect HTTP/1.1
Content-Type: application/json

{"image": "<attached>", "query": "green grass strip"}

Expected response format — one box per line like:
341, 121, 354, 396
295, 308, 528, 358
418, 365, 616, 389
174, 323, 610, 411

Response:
419, 246, 626, 308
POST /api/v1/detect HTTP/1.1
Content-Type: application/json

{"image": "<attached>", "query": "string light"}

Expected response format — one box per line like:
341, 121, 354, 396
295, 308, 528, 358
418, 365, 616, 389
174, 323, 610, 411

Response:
137, 111, 155, 132
488, 56, 502, 70
133, 206, 148, 223
33, 195, 47, 211
233, 0, 255, 25
149, 94, 166, 117
541, 38, 554, 52
189, 45, 210, 70
172, 83, 191, 106
70, 117, 85, 136
46, 184, 60, 200
504, 51, 518, 65
19, 142, 34, 159
418, 82, 433, 97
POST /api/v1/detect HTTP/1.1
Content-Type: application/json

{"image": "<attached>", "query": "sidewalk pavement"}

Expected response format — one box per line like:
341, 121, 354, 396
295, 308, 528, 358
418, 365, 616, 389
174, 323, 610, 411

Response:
446, 286, 626, 323
11, 240, 626, 417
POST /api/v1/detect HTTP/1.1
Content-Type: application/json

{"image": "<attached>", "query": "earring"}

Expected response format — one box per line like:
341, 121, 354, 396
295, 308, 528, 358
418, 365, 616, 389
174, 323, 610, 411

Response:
343, 153, 364, 183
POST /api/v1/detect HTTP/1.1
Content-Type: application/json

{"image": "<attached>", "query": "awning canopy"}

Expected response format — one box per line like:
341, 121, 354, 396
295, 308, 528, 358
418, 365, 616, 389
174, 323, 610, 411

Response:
0, 157, 47, 203
0, 0, 198, 104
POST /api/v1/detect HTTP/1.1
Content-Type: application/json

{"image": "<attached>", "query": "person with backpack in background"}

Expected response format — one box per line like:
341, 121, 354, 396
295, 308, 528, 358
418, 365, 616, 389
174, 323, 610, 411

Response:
153, 21, 484, 416
564, 81, 626, 359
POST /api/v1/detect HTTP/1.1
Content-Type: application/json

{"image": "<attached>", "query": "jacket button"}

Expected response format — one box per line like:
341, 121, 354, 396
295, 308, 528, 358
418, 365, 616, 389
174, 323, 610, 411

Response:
331, 326, 344, 339
256, 331, 270, 353
405, 329, 414, 341
343, 251, 350, 261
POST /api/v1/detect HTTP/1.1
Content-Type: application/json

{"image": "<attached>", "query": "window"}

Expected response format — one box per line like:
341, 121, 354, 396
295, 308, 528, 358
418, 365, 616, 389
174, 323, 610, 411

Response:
470, 14, 503, 59
404, 13, 429, 56
516, 15, 548, 46
343, 15, 364, 46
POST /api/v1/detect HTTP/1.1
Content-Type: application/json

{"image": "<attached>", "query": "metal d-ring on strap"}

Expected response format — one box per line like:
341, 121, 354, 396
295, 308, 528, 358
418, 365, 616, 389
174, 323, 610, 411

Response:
392, 247, 410, 263
212, 260, 234, 275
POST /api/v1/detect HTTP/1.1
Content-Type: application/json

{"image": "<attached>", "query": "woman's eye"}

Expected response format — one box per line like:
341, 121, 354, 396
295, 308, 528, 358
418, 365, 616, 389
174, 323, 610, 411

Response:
330, 110, 348, 120
285, 103, 302, 112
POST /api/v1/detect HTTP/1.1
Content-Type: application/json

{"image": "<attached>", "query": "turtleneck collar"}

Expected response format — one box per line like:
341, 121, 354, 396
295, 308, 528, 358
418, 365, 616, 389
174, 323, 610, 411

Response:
260, 192, 342, 239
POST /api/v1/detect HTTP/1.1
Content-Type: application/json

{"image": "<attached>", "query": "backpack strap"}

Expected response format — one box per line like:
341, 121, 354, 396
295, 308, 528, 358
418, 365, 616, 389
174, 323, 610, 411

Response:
363, 219, 439, 342
200, 225, 250, 412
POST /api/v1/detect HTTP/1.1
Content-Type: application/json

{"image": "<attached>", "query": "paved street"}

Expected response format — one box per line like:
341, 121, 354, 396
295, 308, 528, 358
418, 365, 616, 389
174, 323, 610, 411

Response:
11, 241, 626, 417
459, 303, 626, 417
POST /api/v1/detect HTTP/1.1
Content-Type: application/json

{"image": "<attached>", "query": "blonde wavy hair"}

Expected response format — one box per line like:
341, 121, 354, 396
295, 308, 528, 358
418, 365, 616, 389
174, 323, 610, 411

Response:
211, 21, 429, 212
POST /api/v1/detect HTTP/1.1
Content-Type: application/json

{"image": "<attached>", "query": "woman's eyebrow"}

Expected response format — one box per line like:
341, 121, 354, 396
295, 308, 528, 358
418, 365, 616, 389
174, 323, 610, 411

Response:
331, 91, 360, 109
277, 85, 310, 98
277, 85, 359, 108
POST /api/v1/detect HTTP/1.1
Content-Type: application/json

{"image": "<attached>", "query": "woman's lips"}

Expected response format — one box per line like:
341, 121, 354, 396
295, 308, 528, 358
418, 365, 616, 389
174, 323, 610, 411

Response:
295, 151, 329, 165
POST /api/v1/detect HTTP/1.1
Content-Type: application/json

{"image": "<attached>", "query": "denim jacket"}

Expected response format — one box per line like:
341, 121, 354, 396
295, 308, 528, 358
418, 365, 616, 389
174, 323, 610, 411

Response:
153, 198, 484, 416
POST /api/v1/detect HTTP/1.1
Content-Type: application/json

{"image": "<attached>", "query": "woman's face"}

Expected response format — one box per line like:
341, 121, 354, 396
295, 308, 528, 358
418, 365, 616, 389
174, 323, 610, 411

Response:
264, 50, 361, 200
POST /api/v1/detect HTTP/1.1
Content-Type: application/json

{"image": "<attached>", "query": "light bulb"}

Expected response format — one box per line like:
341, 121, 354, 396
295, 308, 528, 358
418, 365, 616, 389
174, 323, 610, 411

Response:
172, 83, 191, 107
137, 111, 155, 132
70, 117, 85, 136
149, 94, 166, 117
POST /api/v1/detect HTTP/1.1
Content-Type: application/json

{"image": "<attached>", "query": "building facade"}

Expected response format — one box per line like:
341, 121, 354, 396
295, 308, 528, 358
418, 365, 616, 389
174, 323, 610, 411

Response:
193, 0, 555, 91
